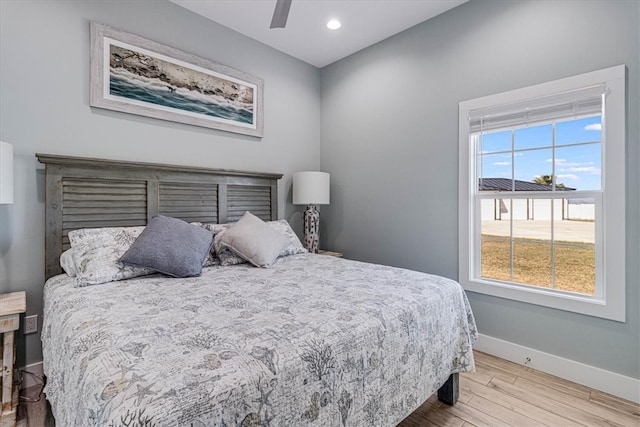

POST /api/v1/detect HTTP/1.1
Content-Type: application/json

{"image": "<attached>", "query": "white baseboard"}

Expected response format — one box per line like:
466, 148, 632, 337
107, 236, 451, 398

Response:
19, 361, 44, 389
474, 333, 640, 403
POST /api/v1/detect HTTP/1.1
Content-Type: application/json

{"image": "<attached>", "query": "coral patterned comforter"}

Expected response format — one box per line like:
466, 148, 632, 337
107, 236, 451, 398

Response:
42, 254, 477, 426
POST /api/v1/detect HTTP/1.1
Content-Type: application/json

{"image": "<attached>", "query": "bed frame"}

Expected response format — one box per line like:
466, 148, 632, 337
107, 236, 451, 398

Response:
36, 153, 459, 408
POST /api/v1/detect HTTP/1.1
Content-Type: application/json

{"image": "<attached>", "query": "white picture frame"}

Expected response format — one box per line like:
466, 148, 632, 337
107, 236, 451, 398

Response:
90, 22, 263, 137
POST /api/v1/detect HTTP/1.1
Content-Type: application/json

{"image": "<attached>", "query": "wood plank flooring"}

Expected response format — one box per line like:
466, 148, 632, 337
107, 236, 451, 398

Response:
16, 351, 640, 426
399, 351, 640, 427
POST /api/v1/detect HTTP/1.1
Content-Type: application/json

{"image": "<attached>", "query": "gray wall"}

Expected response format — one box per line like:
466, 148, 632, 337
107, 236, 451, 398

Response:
321, 0, 640, 378
0, 0, 321, 365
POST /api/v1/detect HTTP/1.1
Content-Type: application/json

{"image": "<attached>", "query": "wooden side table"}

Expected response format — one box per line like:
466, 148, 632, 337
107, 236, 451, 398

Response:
318, 250, 343, 258
0, 292, 26, 427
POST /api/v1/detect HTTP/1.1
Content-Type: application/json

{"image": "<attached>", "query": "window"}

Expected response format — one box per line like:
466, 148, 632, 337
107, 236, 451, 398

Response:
458, 65, 626, 321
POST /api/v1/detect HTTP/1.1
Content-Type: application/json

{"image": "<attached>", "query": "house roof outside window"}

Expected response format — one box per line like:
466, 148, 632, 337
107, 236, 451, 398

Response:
479, 178, 576, 192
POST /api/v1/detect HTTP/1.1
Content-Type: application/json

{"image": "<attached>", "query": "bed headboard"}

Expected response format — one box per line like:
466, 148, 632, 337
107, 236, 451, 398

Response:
37, 154, 282, 280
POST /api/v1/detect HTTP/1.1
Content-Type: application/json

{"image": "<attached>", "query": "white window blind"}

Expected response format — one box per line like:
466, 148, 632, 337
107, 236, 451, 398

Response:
468, 84, 606, 133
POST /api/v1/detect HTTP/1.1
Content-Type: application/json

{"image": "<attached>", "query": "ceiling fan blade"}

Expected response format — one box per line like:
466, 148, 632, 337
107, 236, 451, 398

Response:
270, 0, 292, 29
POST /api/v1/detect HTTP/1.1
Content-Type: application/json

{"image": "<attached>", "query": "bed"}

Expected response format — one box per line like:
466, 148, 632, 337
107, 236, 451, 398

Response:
37, 154, 477, 426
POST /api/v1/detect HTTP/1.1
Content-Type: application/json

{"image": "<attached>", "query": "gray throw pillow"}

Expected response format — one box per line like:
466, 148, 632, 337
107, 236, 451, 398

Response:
120, 215, 214, 277
217, 211, 289, 268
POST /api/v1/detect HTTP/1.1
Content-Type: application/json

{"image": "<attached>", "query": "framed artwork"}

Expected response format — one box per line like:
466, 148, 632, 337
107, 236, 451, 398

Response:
90, 22, 263, 137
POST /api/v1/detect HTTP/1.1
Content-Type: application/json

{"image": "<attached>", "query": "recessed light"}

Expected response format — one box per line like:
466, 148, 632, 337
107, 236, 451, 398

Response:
327, 19, 341, 30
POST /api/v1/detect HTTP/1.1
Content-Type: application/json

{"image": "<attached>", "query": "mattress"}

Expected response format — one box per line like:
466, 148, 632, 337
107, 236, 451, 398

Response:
42, 253, 477, 426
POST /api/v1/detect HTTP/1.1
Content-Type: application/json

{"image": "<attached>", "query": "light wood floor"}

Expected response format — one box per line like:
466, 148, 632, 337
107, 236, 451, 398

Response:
16, 351, 640, 427
399, 351, 640, 427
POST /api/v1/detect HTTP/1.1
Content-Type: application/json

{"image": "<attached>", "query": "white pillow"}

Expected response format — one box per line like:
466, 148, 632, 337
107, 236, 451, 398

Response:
210, 219, 305, 266
216, 212, 289, 268
60, 249, 78, 277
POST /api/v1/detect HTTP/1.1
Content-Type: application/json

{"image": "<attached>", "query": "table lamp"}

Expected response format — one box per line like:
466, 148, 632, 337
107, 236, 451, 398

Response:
293, 171, 330, 253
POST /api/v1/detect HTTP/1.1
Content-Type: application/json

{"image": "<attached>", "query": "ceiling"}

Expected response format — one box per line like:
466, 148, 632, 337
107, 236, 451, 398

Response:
170, 0, 468, 68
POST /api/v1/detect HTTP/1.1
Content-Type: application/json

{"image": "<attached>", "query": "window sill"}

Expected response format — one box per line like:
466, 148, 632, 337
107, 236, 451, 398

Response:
462, 277, 624, 322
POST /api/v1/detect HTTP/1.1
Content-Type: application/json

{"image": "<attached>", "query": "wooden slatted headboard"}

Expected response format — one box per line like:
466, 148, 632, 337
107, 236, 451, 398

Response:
37, 154, 282, 280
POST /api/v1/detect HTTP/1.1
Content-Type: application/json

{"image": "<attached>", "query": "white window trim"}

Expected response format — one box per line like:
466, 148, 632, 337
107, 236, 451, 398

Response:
458, 65, 626, 322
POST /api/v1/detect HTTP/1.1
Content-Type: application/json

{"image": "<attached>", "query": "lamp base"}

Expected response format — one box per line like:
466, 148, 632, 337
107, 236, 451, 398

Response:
303, 205, 320, 254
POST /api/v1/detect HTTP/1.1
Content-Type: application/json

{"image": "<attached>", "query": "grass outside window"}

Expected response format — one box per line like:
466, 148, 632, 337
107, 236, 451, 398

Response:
481, 235, 595, 295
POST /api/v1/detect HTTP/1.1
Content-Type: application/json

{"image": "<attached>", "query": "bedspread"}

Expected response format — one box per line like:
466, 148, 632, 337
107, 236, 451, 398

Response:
42, 254, 477, 426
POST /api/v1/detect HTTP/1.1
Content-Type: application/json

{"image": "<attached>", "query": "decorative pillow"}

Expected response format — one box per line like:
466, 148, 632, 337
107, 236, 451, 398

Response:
200, 223, 232, 234
213, 232, 247, 266
60, 249, 79, 277
211, 219, 305, 266
201, 250, 219, 268
120, 215, 214, 278
190, 222, 220, 267
68, 226, 154, 287
215, 212, 289, 268
210, 223, 249, 266
198, 223, 232, 266
268, 219, 307, 256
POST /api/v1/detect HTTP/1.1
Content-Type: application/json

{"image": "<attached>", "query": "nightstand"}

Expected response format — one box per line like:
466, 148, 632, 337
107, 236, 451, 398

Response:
0, 291, 26, 427
318, 250, 343, 258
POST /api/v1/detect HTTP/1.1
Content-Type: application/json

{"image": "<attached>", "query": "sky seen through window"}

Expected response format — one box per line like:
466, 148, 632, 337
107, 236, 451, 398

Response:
479, 116, 602, 191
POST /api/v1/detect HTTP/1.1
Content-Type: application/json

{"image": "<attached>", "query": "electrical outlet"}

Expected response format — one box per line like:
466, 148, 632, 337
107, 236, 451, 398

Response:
24, 314, 38, 334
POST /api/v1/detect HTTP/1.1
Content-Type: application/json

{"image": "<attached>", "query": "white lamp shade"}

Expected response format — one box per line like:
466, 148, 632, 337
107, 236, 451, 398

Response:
293, 171, 330, 205
0, 141, 13, 204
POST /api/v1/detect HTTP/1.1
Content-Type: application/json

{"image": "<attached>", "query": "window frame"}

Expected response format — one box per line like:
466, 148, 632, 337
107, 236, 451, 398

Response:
458, 65, 626, 322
